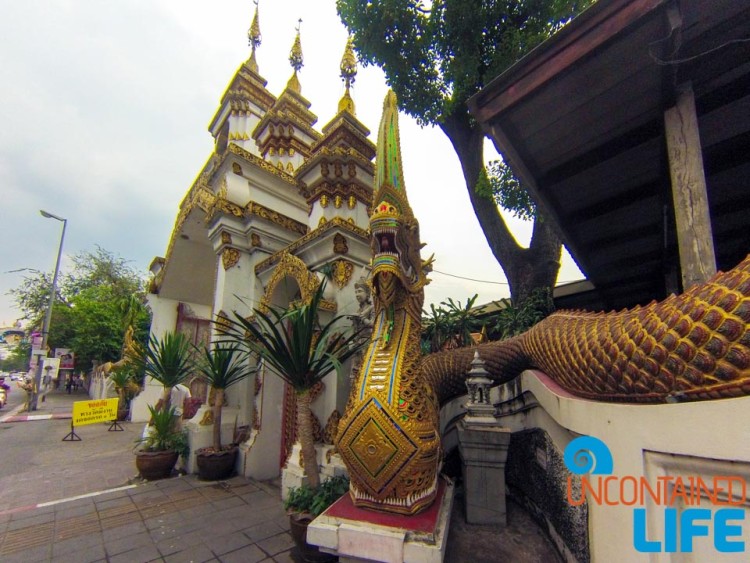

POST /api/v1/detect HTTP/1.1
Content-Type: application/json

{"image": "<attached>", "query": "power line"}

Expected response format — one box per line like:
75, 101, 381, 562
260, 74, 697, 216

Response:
430, 269, 583, 286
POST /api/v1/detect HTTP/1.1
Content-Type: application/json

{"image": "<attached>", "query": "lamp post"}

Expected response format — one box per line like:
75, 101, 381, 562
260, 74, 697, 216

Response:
30, 210, 67, 411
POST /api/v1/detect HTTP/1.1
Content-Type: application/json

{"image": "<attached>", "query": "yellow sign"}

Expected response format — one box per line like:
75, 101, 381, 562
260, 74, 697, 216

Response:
72, 398, 119, 426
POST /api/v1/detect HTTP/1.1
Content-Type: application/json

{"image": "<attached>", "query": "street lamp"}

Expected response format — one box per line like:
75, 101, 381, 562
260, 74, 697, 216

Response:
30, 210, 67, 411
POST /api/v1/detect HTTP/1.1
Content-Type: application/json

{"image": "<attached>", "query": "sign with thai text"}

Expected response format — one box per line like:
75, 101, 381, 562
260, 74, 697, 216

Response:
72, 398, 119, 426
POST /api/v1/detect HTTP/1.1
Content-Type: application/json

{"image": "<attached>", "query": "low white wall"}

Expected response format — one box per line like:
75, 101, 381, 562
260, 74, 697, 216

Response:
482, 370, 750, 563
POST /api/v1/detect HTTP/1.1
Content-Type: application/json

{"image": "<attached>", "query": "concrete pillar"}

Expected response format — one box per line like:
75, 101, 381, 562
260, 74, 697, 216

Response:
457, 350, 512, 525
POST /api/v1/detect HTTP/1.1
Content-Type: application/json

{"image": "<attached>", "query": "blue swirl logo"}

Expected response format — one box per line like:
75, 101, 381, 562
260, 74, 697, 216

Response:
564, 435, 613, 475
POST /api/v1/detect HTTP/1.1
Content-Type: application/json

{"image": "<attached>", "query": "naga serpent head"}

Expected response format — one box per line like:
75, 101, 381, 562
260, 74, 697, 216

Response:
369, 91, 428, 315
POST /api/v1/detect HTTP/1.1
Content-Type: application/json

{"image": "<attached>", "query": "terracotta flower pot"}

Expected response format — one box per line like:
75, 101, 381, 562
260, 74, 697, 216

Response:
195, 445, 238, 481
135, 449, 178, 480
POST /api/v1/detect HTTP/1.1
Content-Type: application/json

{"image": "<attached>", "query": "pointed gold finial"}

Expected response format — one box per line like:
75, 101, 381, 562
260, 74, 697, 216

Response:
247, 1, 262, 73
338, 36, 358, 115
289, 19, 304, 73
286, 19, 303, 94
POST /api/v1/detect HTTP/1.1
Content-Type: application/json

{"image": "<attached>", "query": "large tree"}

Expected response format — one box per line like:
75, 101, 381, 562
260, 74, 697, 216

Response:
337, 0, 591, 303
9, 246, 150, 371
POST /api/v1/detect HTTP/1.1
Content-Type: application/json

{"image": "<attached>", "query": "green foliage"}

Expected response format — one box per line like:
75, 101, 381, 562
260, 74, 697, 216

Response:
108, 364, 140, 401
194, 343, 255, 392
221, 282, 365, 393
421, 295, 481, 353
482, 160, 537, 221
284, 475, 350, 517
0, 341, 31, 372
8, 246, 151, 371
129, 331, 193, 394
337, 0, 591, 127
490, 288, 555, 339
137, 405, 189, 458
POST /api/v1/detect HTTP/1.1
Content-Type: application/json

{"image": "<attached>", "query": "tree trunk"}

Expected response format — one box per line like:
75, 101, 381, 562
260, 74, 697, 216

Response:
296, 389, 320, 488
440, 111, 562, 305
213, 388, 224, 451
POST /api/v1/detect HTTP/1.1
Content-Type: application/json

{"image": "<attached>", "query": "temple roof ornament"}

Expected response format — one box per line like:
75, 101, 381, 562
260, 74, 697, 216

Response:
338, 37, 358, 115
247, 1, 262, 73
286, 19, 304, 94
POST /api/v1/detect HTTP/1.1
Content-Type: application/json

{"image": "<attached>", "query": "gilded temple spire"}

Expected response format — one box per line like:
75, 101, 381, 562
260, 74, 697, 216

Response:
247, 1, 262, 73
338, 36, 358, 115
286, 19, 304, 94
374, 91, 410, 214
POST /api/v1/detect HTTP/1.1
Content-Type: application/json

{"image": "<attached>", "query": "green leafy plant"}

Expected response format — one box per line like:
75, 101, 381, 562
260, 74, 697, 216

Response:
491, 288, 555, 339
128, 331, 193, 409
284, 475, 350, 517
194, 343, 256, 452
221, 282, 365, 488
136, 405, 189, 458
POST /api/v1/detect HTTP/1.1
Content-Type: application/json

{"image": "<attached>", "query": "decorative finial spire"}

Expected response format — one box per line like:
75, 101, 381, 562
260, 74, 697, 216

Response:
286, 19, 304, 94
289, 19, 304, 73
247, 1, 262, 72
338, 36, 358, 115
375, 91, 408, 200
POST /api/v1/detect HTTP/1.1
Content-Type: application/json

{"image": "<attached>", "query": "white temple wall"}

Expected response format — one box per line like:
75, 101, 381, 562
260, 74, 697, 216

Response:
483, 370, 750, 563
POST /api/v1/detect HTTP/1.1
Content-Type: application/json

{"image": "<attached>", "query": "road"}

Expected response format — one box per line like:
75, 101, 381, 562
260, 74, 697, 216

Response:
0, 390, 141, 513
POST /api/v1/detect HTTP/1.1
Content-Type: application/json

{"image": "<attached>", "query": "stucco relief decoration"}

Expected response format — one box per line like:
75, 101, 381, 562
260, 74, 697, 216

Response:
334, 195, 343, 208
258, 252, 320, 314
348, 195, 356, 209
215, 310, 231, 334
332, 259, 354, 289
320, 194, 329, 208
222, 247, 241, 270
251, 233, 262, 247
221, 232, 232, 245
246, 201, 308, 236
232, 162, 243, 175
333, 233, 348, 254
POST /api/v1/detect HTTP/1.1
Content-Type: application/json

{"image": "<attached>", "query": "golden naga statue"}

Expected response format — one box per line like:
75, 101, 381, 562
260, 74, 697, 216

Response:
337, 91, 750, 516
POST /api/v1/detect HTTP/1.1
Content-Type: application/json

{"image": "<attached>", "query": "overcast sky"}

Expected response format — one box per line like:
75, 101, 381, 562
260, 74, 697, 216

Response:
0, 0, 583, 327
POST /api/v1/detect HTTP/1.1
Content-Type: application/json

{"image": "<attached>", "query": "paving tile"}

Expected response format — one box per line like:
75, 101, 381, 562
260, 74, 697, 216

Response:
242, 521, 286, 543
271, 551, 297, 563
217, 543, 267, 563
7, 511, 55, 529
163, 544, 216, 562
0, 543, 52, 562
204, 531, 254, 556
95, 496, 135, 511
210, 496, 246, 511
55, 504, 99, 519
51, 542, 106, 563
51, 532, 104, 557
107, 543, 162, 563
105, 530, 155, 556
101, 520, 147, 541
239, 490, 282, 511
256, 532, 294, 557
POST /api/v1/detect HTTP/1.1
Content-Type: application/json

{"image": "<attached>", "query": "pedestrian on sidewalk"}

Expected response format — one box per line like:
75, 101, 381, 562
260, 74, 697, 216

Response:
18, 377, 35, 411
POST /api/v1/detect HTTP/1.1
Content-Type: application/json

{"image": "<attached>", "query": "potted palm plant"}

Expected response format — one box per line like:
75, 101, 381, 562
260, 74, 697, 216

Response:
107, 364, 139, 421
193, 343, 256, 480
129, 331, 194, 479
135, 404, 189, 480
222, 281, 363, 490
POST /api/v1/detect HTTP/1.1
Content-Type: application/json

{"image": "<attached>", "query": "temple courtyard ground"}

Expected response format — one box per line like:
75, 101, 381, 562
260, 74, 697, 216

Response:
0, 390, 560, 562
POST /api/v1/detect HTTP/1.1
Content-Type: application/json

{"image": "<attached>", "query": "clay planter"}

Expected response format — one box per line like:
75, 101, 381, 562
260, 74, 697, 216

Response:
195, 445, 238, 481
289, 513, 337, 563
135, 449, 178, 480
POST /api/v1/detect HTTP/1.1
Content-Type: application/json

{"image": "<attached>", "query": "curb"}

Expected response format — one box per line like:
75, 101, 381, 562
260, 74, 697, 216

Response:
0, 412, 71, 423
0, 483, 140, 517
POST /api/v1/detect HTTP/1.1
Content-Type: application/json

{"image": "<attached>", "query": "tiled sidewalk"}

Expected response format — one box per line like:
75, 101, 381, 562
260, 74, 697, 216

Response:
0, 475, 295, 563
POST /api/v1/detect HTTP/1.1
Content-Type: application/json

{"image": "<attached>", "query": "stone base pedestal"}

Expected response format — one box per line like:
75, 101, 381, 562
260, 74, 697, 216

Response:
308, 477, 454, 563
457, 419, 511, 525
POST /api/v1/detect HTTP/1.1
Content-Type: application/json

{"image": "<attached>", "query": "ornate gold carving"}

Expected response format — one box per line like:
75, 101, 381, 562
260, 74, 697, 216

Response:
246, 201, 307, 236
269, 146, 276, 156
319, 217, 327, 226
258, 252, 320, 314
289, 148, 295, 156
227, 144, 296, 185
334, 195, 343, 208
286, 162, 294, 173
215, 310, 231, 334
217, 177, 228, 200
332, 259, 354, 289
221, 232, 232, 245
250, 233, 262, 247
232, 162, 242, 175
277, 162, 284, 170
323, 410, 341, 445
199, 409, 214, 426
222, 247, 241, 270
333, 233, 348, 254
320, 194, 329, 208
255, 218, 368, 274
348, 195, 356, 209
